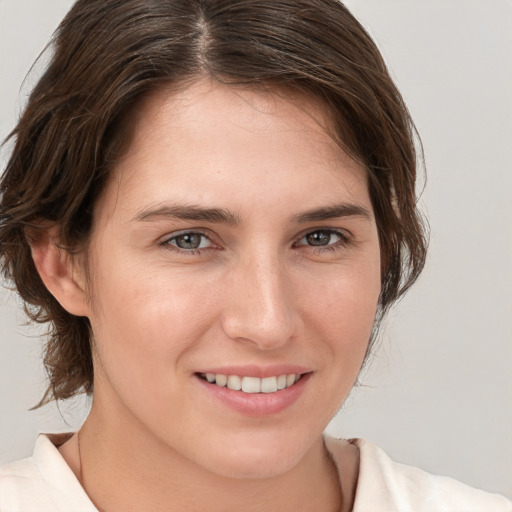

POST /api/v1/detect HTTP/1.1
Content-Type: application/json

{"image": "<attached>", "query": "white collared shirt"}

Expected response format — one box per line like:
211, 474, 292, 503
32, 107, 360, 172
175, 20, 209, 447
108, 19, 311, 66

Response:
1, 435, 510, 511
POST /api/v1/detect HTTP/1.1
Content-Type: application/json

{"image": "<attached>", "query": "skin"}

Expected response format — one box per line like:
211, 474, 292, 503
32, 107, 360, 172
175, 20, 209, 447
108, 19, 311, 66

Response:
35, 80, 381, 511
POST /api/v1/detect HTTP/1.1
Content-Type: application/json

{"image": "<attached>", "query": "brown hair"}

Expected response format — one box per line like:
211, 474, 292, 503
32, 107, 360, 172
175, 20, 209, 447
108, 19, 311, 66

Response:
0, 0, 428, 405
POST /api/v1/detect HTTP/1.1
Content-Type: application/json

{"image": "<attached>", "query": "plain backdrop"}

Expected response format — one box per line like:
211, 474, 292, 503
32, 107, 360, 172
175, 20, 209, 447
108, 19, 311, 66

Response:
1, 0, 511, 499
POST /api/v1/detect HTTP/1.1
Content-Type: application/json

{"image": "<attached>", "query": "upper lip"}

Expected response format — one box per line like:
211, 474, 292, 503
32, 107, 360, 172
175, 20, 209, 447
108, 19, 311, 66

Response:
195, 364, 311, 379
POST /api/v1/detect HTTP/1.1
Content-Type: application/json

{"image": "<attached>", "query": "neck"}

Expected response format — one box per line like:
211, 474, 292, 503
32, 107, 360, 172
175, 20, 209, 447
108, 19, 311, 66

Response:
71, 404, 345, 512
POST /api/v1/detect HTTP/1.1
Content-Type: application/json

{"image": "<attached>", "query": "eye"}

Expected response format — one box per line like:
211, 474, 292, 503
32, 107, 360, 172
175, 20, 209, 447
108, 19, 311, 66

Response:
295, 229, 349, 249
162, 231, 213, 251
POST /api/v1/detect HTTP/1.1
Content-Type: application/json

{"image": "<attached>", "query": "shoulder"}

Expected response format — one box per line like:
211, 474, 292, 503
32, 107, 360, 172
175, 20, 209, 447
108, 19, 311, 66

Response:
0, 450, 55, 511
0, 434, 95, 512
325, 437, 512, 512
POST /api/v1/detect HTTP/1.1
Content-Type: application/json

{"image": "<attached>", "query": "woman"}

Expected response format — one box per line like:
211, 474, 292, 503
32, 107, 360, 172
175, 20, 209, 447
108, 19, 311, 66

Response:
0, 1, 510, 510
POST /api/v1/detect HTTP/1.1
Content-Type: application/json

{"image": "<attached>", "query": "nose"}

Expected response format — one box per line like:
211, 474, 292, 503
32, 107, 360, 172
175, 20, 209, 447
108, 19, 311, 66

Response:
221, 251, 299, 350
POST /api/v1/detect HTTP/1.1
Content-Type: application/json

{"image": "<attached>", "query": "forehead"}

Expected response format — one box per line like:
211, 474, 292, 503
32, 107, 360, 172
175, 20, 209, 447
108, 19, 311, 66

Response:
94, 80, 370, 224
124, 80, 344, 159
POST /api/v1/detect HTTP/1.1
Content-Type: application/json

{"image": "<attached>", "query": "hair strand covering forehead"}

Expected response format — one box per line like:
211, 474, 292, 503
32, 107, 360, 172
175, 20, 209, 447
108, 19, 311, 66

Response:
0, 0, 428, 405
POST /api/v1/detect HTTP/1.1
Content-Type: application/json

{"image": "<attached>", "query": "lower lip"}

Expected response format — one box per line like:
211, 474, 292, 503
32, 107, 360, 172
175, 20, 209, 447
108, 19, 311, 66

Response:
196, 373, 311, 417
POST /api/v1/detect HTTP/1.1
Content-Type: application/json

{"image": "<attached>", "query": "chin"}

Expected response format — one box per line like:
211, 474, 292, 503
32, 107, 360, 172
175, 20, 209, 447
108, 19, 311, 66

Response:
210, 452, 300, 480
192, 432, 316, 480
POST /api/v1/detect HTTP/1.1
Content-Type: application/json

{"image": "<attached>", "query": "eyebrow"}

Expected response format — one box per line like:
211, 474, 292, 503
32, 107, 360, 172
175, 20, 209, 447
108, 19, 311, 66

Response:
133, 204, 240, 224
133, 202, 371, 225
291, 203, 372, 223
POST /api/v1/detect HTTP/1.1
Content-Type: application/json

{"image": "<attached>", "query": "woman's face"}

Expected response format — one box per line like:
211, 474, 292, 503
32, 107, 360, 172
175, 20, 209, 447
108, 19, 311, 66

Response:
81, 80, 381, 478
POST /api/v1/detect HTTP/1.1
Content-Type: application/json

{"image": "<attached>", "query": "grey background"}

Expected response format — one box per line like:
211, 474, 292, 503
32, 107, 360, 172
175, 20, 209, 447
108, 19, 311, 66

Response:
1, 0, 511, 498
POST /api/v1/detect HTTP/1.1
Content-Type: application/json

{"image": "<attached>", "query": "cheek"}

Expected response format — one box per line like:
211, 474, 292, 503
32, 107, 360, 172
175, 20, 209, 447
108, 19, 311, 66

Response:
292, 263, 380, 426
86, 269, 223, 436
303, 254, 380, 324
86, 256, 219, 387
300, 254, 381, 368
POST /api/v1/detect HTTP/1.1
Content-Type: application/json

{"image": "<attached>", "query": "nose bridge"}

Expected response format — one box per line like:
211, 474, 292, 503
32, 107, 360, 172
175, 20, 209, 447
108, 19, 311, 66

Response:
222, 247, 297, 349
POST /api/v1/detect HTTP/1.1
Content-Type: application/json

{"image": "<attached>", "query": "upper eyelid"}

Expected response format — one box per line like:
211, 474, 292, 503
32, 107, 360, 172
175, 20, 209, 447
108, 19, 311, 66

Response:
158, 227, 352, 249
158, 232, 219, 255
160, 228, 214, 243
293, 227, 351, 243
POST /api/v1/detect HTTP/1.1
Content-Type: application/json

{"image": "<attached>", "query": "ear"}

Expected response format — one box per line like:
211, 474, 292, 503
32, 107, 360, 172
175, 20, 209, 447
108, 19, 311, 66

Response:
28, 225, 91, 317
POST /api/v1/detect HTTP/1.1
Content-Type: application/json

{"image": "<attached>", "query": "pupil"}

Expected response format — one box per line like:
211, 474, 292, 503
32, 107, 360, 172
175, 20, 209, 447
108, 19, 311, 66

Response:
307, 231, 330, 246
176, 233, 201, 249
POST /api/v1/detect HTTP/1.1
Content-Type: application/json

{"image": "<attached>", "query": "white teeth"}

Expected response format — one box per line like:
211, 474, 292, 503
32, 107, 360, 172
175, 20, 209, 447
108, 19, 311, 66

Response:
227, 375, 242, 391
277, 375, 287, 390
242, 376, 261, 393
203, 373, 302, 393
261, 376, 278, 393
215, 374, 227, 387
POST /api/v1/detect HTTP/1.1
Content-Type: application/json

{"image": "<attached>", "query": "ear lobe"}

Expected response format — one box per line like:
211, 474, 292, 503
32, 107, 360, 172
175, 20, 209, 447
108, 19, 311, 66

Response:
28, 226, 90, 318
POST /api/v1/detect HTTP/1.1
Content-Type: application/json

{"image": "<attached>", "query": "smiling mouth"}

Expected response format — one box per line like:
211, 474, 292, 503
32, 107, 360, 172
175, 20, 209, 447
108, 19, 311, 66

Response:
197, 373, 303, 394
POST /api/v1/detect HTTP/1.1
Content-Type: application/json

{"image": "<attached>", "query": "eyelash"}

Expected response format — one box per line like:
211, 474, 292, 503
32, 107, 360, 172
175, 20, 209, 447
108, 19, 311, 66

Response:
160, 230, 215, 255
293, 229, 352, 253
160, 228, 352, 255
